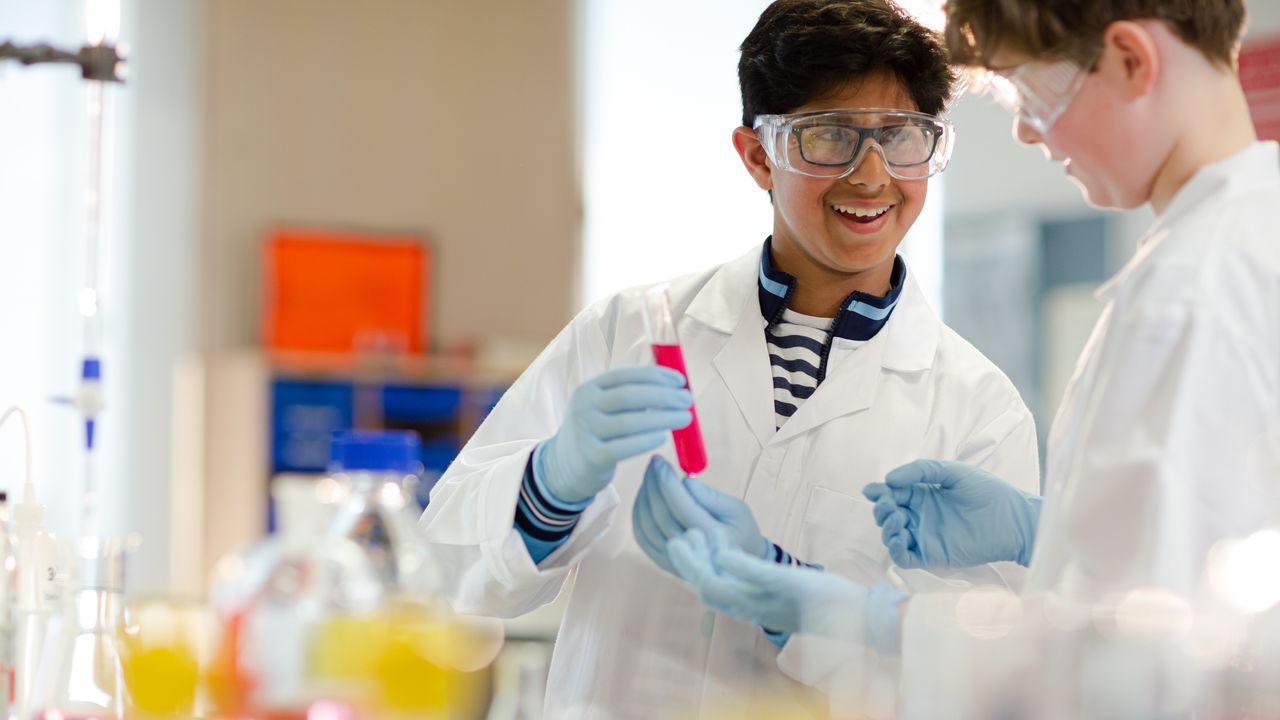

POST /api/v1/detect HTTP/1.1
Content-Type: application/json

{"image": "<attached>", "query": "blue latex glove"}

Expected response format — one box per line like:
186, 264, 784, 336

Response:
667, 529, 905, 654
862, 459, 1042, 569
632, 456, 770, 574
537, 366, 693, 503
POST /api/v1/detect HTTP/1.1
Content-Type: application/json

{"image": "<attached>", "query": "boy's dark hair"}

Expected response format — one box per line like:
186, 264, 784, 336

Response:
739, 0, 957, 127
944, 0, 1247, 69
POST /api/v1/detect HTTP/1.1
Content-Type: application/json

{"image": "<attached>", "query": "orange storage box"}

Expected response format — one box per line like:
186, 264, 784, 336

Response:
263, 228, 429, 354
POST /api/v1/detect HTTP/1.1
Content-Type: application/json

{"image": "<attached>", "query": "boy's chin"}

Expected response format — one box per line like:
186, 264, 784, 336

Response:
1072, 178, 1143, 211
821, 241, 902, 275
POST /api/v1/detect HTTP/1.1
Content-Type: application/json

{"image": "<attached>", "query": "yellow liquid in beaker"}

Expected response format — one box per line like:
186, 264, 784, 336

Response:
310, 603, 494, 716
120, 641, 200, 715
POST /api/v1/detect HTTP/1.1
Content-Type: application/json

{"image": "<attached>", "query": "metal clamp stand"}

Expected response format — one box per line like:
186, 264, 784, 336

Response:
0, 40, 123, 82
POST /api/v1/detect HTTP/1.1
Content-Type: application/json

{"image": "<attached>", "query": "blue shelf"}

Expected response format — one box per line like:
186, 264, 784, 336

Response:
267, 375, 506, 530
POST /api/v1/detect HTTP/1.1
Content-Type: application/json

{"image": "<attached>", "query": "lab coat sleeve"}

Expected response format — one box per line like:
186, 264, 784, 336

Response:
897, 588, 1030, 720
898, 279, 1280, 718
1039, 293, 1279, 599
417, 301, 624, 618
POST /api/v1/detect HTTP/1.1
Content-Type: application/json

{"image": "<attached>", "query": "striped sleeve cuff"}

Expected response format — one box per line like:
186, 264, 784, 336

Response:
762, 541, 821, 647
763, 628, 791, 648
767, 541, 821, 570
514, 445, 593, 565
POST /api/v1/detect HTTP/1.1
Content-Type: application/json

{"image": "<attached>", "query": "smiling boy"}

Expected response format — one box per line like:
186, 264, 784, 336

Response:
420, 1, 1040, 717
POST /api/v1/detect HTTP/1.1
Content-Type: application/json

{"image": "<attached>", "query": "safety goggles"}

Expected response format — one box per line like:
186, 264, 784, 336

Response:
753, 109, 954, 180
970, 60, 1088, 135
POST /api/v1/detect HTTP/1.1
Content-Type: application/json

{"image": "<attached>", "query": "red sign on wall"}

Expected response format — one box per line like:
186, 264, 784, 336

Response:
1241, 35, 1280, 143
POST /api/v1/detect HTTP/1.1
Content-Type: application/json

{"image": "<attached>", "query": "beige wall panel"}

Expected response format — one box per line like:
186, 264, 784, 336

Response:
201, 0, 579, 353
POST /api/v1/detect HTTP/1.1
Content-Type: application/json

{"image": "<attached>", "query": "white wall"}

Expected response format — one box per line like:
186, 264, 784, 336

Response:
1248, 0, 1280, 37
578, 0, 774, 307
113, 0, 205, 593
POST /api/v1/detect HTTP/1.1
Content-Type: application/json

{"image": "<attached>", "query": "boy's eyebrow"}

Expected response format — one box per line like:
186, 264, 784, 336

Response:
820, 111, 928, 121
809, 109, 924, 116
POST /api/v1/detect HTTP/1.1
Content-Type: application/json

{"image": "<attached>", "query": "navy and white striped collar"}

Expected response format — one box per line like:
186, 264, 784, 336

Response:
757, 237, 905, 342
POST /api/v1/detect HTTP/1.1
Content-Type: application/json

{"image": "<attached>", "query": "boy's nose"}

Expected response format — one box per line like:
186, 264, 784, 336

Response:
1013, 115, 1041, 146
845, 145, 891, 190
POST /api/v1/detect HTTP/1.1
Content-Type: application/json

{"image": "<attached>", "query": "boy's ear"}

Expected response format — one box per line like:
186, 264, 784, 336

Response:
733, 126, 773, 191
1100, 20, 1160, 100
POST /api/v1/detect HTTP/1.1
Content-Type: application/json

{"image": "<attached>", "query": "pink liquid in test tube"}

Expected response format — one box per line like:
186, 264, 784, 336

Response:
643, 285, 708, 477
652, 344, 708, 476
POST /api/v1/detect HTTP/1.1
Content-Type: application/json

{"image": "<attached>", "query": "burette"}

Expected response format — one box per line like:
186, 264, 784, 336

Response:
62, 0, 120, 535
68, 0, 120, 536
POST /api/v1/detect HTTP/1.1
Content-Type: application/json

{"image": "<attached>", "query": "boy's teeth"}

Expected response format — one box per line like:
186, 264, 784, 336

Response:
833, 204, 891, 218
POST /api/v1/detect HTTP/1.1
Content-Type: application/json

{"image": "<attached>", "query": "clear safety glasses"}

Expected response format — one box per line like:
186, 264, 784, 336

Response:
971, 60, 1088, 135
753, 109, 954, 181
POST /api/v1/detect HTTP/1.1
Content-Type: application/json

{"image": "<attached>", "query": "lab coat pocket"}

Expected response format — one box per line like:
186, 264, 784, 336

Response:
797, 486, 887, 585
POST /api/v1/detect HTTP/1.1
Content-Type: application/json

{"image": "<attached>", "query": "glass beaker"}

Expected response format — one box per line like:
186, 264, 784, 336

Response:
118, 597, 214, 718
33, 535, 133, 720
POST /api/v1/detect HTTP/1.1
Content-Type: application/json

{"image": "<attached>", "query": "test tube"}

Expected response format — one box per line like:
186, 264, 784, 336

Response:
640, 285, 707, 477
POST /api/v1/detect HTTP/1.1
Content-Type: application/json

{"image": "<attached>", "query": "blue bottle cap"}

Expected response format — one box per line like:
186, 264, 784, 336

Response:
330, 430, 422, 473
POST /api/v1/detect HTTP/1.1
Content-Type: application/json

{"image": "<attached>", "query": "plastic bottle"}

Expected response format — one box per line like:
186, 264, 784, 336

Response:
326, 430, 427, 591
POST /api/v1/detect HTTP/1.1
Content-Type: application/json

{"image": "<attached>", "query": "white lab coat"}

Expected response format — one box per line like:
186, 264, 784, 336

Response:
899, 142, 1280, 718
420, 244, 1039, 719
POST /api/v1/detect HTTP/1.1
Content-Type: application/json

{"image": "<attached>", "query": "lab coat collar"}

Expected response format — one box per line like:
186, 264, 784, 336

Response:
685, 245, 759, 334
879, 267, 941, 373
1096, 141, 1280, 302
687, 245, 775, 447
757, 237, 907, 342
687, 241, 938, 372
686, 245, 941, 447
1155, 141, 1280, 234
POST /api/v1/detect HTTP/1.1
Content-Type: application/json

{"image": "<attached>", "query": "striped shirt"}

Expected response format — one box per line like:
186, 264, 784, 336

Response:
758, 237, 906, 428
769, 309, 867, 428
